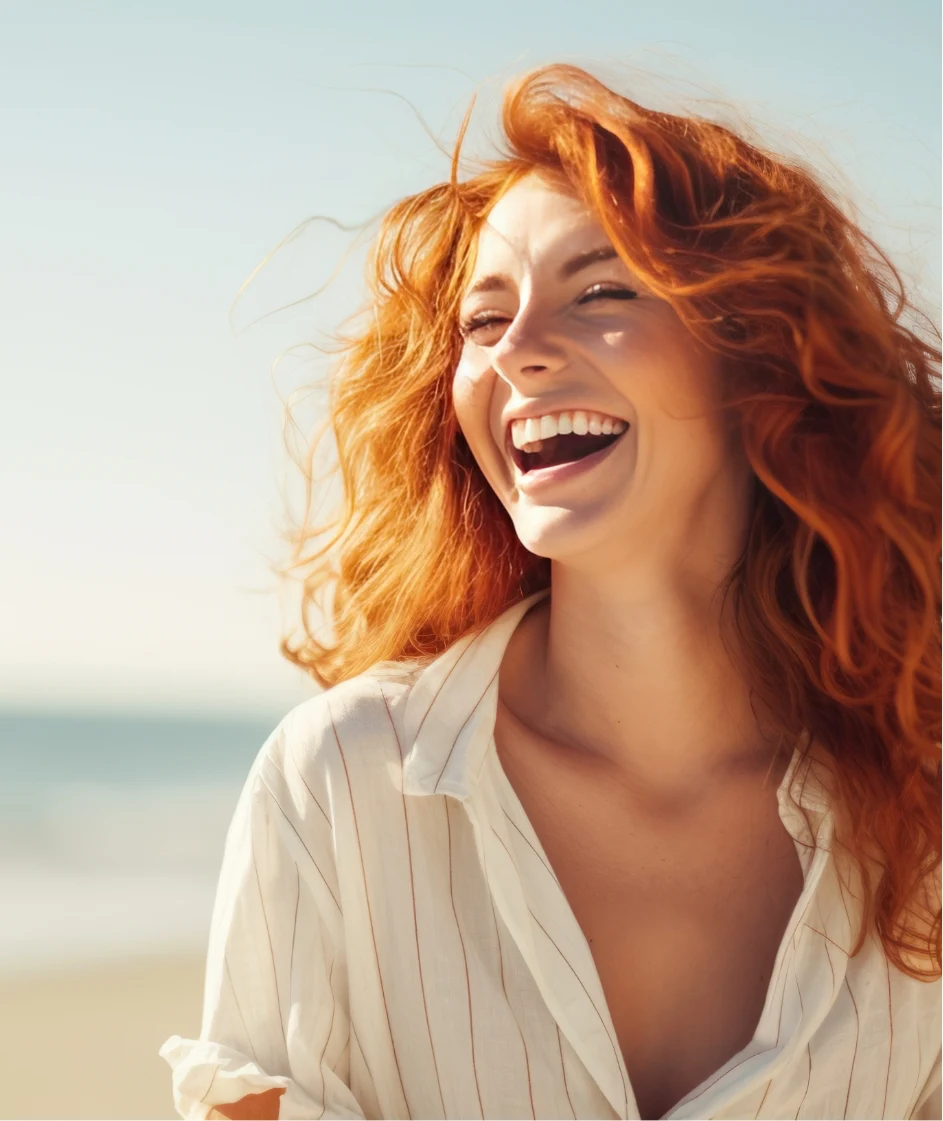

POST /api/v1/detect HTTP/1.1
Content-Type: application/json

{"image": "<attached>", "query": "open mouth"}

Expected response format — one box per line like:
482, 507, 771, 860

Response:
508, 427, 628, 474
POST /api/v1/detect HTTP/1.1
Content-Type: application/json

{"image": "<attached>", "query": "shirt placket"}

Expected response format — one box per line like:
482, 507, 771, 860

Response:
464, 742, 637, 1121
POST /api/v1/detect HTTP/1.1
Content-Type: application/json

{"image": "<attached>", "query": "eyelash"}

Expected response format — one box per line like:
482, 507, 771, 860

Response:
458, 284, 638, 340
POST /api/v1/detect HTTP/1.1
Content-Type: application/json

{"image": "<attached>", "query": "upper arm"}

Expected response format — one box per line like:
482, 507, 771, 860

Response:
160, 707, 366, 1120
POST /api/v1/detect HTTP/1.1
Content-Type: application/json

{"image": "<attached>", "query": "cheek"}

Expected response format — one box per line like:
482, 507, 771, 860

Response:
602, 320, 718, 416
451, 350, 496, 439
593, 318, 656, 368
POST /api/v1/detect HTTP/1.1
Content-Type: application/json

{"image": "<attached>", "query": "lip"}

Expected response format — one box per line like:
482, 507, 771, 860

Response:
513, 426, 630, 495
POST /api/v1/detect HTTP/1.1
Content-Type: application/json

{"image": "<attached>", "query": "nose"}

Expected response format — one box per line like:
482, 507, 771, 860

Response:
489, 303, 567, 387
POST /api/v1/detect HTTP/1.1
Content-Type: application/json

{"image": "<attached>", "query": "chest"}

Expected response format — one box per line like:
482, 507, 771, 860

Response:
493, 722, 806, 1120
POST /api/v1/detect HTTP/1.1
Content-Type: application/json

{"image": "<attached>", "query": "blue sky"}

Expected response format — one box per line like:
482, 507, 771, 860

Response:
2, 1, 939, 719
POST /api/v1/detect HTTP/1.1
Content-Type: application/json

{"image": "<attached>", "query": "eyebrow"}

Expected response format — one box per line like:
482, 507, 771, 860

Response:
463, 244, 621, 300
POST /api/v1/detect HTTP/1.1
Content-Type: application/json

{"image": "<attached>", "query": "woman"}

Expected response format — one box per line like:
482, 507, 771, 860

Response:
161, 64, 941, 1120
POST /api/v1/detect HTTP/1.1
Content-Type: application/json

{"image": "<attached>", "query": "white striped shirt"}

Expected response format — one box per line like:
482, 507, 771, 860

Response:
160, 588, 942, 1120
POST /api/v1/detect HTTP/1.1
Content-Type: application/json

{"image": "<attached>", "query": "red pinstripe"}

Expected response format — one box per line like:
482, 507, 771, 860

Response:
379, 686, 448, 1119
445, 799, 485, 1119
330, 702, 413, 1118
843, 975, 860, 1120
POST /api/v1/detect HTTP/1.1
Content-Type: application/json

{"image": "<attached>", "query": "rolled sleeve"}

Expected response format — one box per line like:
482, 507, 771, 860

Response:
159, 716, 365, 1120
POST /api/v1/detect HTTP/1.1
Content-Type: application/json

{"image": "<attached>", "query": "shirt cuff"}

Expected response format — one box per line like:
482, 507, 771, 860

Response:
159, 1035, 364, 1121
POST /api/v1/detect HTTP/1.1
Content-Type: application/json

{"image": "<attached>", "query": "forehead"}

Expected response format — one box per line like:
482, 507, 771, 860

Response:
471, 175, 606, 272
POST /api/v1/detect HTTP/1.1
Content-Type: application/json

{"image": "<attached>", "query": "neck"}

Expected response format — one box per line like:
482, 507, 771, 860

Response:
500, 565, 792, 805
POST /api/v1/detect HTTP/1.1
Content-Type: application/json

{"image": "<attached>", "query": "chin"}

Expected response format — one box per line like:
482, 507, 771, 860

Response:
509, 504, 612, 563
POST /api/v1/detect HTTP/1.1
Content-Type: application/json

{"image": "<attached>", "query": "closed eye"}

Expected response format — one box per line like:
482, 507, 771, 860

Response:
459, 285, 638, 342
458, 312, 509, 339
577, 284, 638, 304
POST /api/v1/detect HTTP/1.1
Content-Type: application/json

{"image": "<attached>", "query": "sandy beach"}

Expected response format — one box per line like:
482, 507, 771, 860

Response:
0, 953, 205, 1120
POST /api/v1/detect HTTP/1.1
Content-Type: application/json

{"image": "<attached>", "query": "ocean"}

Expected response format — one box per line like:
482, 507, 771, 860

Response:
0, 706, 288, 978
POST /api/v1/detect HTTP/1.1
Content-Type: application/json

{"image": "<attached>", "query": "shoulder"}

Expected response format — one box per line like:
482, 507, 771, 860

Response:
257, 666, 420, 813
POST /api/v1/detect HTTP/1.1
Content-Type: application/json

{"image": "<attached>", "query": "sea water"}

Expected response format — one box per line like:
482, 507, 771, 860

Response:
0, 706, 291, 977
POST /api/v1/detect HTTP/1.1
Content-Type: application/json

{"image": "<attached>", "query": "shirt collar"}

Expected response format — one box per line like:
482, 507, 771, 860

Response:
399, 586, 832, 819
401, 588, 550, 800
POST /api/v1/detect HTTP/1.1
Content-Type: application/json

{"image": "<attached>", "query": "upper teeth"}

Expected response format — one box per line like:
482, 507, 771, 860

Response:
510, 411, 629, 451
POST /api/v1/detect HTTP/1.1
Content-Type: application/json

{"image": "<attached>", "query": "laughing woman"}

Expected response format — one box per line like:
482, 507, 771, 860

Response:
161, 64, 941, 1120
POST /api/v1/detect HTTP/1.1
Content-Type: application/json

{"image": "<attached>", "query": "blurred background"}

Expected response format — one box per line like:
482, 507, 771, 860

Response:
1, 1, 939, 1116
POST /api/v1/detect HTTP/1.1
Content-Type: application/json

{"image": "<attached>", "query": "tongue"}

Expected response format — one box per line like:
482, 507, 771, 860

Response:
529, 430, 620, 470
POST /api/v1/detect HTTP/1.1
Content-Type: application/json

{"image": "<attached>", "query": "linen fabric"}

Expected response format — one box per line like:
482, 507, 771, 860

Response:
160, 588, 942, 1120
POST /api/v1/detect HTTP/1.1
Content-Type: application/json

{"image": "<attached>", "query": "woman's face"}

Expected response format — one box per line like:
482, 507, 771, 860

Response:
451, 173, 751, 572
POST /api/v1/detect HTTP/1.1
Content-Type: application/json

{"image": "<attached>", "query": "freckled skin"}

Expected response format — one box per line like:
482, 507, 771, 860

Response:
454, 174, 806, 1121
452, 173, 746, 575
203, 179, 809, 1121
451, 172, 779, 796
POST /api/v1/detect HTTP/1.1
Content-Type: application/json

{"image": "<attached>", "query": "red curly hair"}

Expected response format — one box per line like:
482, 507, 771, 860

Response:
276, 64, 941, 982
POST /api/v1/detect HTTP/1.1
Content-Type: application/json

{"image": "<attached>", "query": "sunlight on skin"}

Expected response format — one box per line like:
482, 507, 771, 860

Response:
451, 172, 744, 577
208, 1086, 286, 1120
450, 173, 791, 800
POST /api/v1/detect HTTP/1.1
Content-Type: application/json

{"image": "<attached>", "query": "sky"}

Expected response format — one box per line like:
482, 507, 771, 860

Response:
2, 0, 940, 720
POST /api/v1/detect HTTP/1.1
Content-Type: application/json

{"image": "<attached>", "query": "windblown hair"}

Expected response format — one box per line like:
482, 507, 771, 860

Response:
277, 64, 941, 980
